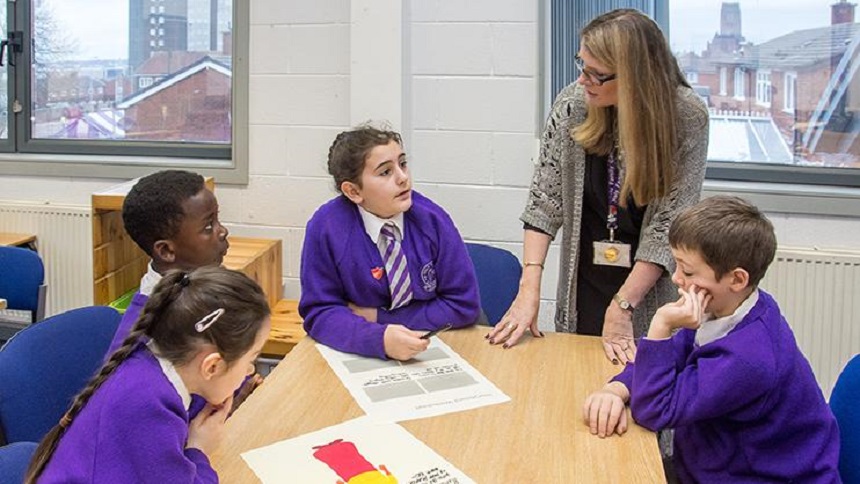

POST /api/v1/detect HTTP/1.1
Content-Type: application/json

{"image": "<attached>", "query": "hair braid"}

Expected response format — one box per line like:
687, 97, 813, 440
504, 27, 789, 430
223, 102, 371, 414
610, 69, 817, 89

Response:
24, 273, 187, 483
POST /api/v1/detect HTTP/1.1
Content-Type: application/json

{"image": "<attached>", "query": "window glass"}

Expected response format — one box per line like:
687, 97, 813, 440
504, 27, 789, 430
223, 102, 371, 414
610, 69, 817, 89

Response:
672, 1, 860, 170
30, 0, 232, 145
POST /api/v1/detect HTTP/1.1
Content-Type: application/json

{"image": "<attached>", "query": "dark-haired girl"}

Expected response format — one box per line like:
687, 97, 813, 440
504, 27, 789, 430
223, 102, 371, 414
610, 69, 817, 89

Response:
27, 266, 271, 483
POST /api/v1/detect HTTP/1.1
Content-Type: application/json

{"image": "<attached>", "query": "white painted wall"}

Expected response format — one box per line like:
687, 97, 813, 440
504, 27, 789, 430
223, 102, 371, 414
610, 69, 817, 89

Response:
1, 0, 859, 331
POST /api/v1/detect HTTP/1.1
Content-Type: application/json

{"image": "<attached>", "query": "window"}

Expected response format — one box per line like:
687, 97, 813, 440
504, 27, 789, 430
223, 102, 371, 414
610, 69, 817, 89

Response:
733, 68, 746, 100
0, 0, 249, 183
784, 71, 797, 113
549, 1, 860, 188
672, 1, 860, 185
756, 70, 771, 107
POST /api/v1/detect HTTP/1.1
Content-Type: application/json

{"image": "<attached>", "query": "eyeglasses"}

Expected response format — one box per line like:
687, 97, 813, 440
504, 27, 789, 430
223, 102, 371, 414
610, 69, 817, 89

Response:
574, 55, 617, 86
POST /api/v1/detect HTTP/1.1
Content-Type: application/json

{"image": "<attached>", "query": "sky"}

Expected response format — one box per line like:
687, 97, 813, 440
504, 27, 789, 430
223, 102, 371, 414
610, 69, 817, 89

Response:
36, 0, 842, 61
44, 0, 129, 61
670, 0, 833, 54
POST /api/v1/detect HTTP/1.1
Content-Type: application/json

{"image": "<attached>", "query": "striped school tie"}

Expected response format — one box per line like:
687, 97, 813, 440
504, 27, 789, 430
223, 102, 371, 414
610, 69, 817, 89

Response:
380, 223, 413, 310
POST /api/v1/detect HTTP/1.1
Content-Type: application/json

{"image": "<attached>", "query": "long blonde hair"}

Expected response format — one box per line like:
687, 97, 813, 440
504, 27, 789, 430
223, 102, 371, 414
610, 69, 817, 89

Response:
572, 9, 689, 207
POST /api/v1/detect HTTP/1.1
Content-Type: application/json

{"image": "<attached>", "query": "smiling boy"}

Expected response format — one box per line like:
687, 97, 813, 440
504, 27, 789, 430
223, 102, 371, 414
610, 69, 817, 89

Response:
583, 196, 840, 483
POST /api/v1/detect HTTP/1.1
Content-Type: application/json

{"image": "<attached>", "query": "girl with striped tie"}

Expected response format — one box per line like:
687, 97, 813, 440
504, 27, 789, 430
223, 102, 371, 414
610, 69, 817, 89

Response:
299, 124, 481, 360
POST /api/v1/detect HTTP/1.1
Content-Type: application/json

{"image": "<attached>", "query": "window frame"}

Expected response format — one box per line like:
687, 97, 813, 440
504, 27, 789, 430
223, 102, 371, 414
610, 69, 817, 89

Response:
0, 0, 249, 184
783, 71, 797, 113
733, 67, 746, 100
755, 69, 771, 107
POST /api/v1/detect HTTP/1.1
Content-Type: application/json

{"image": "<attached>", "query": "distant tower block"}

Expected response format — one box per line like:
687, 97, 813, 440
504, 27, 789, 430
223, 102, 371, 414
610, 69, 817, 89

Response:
720, 2, 742, 37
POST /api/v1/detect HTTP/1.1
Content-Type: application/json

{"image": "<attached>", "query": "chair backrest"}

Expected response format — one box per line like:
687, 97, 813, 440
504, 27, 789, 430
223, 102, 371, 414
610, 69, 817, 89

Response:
465, 243, 522, 326
0, 246, 46, 322
831, 354, 860, 484
0, 306, 121, 444
0, 441, 38, 484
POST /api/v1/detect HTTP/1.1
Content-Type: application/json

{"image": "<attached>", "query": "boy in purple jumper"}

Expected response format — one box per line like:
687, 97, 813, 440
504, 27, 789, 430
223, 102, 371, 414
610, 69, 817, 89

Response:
107, 170, 230, 356
583, 196, 840, 483
27, 267, 271, 483
300, 125, 480, 360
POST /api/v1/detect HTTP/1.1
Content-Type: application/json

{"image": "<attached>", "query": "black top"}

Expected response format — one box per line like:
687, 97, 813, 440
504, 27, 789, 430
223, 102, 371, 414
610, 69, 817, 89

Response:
575, 153, 646, 336
522, 154, 647, 335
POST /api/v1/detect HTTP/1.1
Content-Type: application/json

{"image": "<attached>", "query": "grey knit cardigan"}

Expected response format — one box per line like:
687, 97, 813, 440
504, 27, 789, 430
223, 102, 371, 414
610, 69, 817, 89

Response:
520, 82, 709, 336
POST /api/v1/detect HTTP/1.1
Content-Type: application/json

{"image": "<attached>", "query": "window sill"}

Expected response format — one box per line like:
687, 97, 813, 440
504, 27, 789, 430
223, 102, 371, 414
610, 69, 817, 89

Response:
0, 152, 247, 185
703, 179, 860, 217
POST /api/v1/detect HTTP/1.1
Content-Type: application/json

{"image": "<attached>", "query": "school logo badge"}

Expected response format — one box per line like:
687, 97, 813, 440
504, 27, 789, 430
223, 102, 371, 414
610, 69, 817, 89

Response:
371, 266, 384, 280
420, 262, 437, 292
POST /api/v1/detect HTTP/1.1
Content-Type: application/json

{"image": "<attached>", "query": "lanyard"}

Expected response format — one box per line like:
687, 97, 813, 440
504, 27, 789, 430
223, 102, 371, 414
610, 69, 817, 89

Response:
606, 150, 620, 242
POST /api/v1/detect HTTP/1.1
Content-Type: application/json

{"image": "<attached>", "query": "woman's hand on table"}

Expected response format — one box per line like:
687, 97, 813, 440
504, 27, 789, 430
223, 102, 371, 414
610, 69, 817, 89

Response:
486, 288, 543, 348
602, 302, 637, 365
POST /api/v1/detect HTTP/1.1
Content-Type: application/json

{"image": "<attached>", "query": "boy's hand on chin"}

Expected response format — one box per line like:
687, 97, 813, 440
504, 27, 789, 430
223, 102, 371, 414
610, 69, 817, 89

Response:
651, 285, 711, 337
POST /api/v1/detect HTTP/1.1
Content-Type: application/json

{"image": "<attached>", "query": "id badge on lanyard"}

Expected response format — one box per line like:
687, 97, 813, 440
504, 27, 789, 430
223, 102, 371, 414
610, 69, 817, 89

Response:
593, 151, 632, 268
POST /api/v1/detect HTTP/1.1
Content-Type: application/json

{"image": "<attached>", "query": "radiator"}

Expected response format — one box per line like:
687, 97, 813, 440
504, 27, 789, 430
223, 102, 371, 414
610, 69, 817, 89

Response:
0, 202, 93, 317
759, 247, 860, 399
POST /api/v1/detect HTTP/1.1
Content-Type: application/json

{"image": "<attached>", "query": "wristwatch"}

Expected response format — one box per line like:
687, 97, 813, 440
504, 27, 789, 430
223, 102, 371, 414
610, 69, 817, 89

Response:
613, 293, 635, 313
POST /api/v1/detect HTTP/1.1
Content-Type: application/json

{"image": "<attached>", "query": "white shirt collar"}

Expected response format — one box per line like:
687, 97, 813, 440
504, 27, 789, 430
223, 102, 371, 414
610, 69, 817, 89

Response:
695, 289, 760, 346
139, 261, 162, 297
147, 340, 193, 411
357, 206, 406, 244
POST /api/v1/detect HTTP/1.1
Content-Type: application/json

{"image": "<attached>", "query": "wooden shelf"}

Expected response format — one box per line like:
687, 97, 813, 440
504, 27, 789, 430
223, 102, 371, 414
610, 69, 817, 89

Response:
222, 237, 283, 310
263, 298, 305, 356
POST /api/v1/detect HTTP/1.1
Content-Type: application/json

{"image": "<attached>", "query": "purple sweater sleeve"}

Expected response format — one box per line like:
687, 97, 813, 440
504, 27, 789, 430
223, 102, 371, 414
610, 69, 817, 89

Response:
299, 215, 388, 359
629, 334, 773, 432
94, 368, 218, 482
375, 215, 480, 331
106, 292, 149, 356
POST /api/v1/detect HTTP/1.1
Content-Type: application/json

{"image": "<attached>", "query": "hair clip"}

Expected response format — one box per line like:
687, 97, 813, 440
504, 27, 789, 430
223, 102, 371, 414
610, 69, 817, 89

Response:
195, 308, 225, 333
179, 273, 191, 287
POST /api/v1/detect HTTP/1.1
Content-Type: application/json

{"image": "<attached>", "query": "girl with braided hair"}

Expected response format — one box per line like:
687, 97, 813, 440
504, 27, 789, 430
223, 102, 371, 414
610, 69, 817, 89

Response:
26, 266, 271, 483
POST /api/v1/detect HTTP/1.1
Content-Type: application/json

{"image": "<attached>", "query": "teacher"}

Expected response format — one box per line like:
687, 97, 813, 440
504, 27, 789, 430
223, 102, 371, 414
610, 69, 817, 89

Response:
488, 9, 709, 364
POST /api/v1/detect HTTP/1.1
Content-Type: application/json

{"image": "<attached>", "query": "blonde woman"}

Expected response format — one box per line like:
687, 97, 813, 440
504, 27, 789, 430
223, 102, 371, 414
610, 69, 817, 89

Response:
489, 9, 709, 365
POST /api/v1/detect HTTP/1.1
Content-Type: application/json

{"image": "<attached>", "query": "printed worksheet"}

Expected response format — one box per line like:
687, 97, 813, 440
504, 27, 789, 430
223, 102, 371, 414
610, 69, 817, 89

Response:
242, 417, 475, 484
316, 338, 510, 422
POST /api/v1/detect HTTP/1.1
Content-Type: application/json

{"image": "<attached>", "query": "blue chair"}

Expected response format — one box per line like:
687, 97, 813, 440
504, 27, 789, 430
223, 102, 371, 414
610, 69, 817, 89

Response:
465, 243, 522, 326
832, 354, 860, 484
0, 441, 38, 484
0, 246, 47, 339
0, 306, 120, 445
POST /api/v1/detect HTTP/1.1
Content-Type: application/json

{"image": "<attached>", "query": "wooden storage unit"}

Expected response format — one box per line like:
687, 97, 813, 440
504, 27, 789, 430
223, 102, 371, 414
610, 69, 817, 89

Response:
222, 237, 282, 309
263, 299, 305, 356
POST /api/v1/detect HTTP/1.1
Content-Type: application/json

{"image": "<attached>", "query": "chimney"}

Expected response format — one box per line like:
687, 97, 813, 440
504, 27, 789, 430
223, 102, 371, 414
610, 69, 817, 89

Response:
832, 0, 856, 25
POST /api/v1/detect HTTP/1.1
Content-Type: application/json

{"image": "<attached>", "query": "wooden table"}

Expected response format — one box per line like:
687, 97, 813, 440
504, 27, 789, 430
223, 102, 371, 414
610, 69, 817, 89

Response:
0, 232, 37, 250
211, 326, 664, 483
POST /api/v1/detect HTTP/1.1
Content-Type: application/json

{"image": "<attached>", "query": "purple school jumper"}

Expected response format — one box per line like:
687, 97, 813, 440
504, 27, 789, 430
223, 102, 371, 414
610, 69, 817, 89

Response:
107, 292, 149, 355
299, 191, 480, 359
38, 345, 218, 483
613, 290, 840, 483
